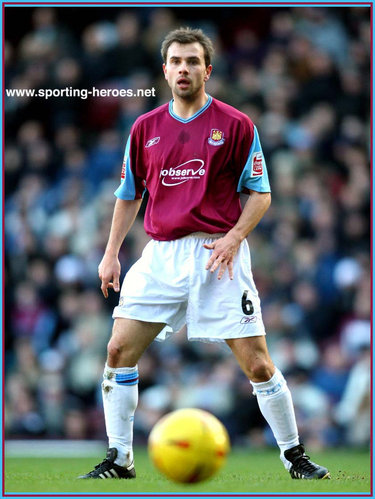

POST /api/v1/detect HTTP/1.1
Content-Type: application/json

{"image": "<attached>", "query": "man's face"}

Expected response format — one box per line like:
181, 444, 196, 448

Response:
163, 42, 212, 99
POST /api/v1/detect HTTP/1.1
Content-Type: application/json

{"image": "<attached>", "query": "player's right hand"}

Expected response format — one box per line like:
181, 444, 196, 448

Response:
98, 253, 121, 298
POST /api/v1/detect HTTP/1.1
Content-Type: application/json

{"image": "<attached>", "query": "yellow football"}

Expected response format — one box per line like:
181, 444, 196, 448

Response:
148, 408, 230, 483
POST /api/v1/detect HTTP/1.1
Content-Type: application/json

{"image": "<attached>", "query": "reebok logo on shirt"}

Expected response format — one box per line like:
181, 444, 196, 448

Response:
160, 159, 206, 186
145, 137, 160, 148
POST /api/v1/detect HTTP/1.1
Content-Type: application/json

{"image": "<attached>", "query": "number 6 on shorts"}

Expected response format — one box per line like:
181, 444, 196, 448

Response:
241, 290, 254, 315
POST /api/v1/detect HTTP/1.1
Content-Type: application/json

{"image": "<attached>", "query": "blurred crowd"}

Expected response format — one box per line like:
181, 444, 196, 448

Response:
4, 6, 370, 450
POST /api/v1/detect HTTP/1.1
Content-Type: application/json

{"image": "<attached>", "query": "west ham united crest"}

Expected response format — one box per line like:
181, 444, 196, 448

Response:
208, 129, 225, 146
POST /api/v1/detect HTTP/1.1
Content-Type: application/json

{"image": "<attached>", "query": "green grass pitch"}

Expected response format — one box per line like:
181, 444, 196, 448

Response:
5, 447, 371, 494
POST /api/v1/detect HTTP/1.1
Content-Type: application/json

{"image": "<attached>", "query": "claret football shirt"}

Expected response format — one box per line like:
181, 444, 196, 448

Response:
115, 95, 271, 241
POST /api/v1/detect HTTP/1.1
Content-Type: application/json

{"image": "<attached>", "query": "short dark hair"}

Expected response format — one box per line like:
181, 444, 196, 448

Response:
161, 27, 214, 68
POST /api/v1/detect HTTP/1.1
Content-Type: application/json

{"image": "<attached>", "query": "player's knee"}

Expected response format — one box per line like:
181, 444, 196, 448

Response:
246, 358, 274, 382
107, 338, 134, 365
107, 339, 122, 364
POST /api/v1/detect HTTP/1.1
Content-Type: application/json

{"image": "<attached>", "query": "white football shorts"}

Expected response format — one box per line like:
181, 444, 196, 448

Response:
113, 232, 266, 342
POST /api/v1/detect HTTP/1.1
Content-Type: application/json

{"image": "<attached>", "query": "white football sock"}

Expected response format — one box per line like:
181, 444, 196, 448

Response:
250, 368, 300, 469
102, 363, 139, 467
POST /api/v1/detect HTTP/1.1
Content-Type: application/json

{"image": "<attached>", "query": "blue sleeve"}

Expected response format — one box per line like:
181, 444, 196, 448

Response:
237, 126, 271, 193
114, 135, 137, 200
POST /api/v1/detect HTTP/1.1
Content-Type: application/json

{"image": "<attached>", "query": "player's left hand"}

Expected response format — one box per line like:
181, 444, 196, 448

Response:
203, 231, 242, 280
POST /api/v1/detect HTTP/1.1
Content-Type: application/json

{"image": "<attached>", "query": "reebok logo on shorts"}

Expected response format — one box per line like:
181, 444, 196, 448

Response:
240, 316, 257, 324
